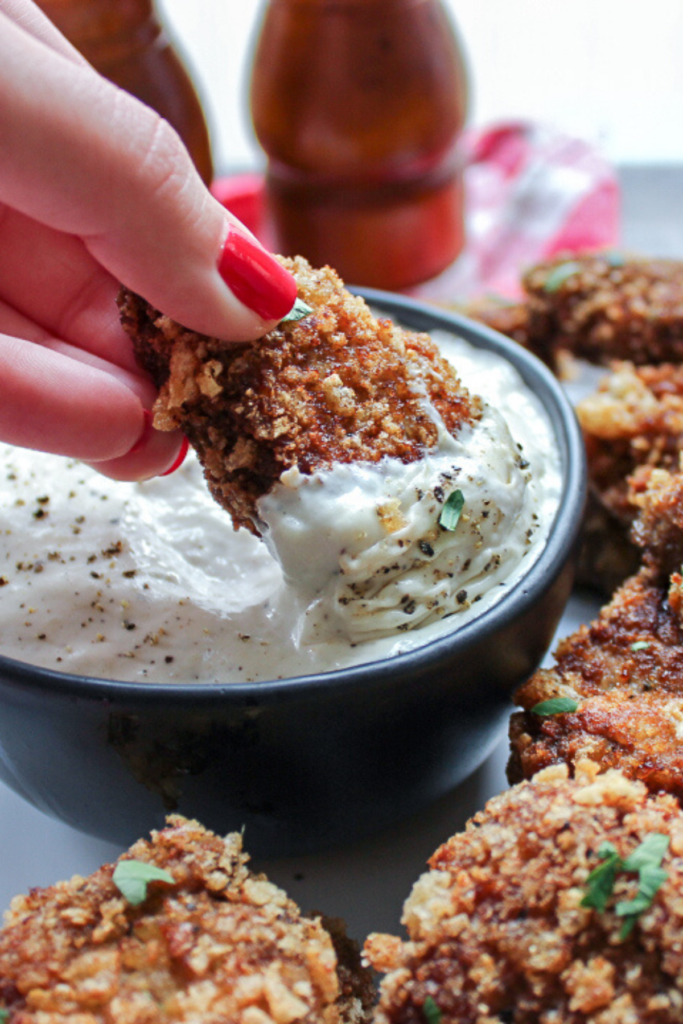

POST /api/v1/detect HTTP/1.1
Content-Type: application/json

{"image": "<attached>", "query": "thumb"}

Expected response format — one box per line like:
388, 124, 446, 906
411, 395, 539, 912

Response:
0, 13, 297, 341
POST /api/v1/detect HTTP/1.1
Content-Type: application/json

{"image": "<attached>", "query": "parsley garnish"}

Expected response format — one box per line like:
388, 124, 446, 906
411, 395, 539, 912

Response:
531, 697, 579, 716
439, 489, 464, 531
112, 859, 175, 906
581, 841, 622, 913
581, 834, 670, 939
423, 996, 442, 1024
0, 1009, 10, 1023
543, 261, 581, 292
630, 641, 651, 652
281, 297, 313, 324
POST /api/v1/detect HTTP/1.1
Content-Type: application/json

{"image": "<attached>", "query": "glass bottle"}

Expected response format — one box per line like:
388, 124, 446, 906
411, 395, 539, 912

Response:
35, 0, 213, 185
250, 0, 468, 290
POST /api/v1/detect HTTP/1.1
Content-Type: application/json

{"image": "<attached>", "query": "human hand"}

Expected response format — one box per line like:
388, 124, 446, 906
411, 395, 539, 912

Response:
0, 0, 296, 480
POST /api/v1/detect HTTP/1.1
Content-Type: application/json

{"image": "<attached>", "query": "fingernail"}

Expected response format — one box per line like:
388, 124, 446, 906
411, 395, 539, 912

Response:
161, 436, 189, 476
218, 226, 297, 321
128, 408, 155, 455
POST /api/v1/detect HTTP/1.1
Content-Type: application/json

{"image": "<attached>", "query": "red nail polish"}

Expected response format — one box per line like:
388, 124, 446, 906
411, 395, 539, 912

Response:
128, 409, 155, 455
218, 227, 297, 321
161, 436, 189, 476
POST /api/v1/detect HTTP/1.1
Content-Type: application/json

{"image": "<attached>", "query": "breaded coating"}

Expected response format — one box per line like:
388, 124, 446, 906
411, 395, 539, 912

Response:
509, 567, 683, 796
0, 816, 373, 1024
509, 465, 683, 794
465, 253, 683, 371
366, 761, 683, 1024
523, 252, 683, 367
119, 257, 481, 533
575, 361, 683, 591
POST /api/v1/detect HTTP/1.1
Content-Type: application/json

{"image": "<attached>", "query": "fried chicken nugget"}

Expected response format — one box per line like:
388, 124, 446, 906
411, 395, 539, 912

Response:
119, 257, 479, 533
509, 466, 683, 796
0, 816, 373, 1024
366, 761, 683, 1024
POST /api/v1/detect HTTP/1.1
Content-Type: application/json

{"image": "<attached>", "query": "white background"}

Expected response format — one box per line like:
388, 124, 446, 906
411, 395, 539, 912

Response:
158, 0, 683, 172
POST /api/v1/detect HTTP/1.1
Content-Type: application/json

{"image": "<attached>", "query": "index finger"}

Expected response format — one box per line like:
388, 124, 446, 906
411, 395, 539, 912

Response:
0, 13, 296, 342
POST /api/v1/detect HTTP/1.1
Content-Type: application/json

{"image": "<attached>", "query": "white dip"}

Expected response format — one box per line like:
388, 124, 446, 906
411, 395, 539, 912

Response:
0, 330, 561, 683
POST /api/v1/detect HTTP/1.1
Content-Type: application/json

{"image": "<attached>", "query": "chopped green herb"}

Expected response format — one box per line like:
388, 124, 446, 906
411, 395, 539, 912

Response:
0, 1008, 10, 1023
439, 489, 464, 531
281, 297, 314, 324
112, 859, 175, 906
531, 697, 579, 717
543, 261, 582, 292
581, 834, 669, 939
423, 996, 442, 1024
630, 641, 651, 652
581, 841, 622, 913
603, 250, 626, 267
623, 832, 670, 871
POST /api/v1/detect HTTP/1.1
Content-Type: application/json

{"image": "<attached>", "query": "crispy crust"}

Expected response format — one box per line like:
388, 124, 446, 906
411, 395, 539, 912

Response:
572, 361, 683, 591
509, 462, 683, 793
509, 567, 683, 795
119, 257, 480, 534
523, 252, 683, 367
0, 816, 372, 1024
466, 253, 683, 371
366, 762, 683, 1024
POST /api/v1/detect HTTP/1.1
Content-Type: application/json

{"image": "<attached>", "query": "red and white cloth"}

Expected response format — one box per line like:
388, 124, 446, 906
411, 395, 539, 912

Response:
211, 121, 620, 303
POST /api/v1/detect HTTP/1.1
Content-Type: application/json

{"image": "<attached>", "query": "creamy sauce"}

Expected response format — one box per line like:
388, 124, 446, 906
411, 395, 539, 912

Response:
0, 331, 561, 683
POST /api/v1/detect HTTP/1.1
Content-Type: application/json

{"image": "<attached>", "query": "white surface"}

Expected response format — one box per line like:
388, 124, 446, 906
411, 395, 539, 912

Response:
157, 0, 683, 171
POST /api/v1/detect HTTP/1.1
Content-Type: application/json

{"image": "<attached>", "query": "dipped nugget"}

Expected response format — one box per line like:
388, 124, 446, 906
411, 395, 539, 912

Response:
119, 257, 481, 534
120, 257, 552, 645
366, 761, 683, 1024
0, 816, 372, 1024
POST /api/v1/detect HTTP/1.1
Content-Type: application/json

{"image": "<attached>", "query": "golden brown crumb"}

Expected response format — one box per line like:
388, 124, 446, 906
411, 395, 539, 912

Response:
523, 252, 683, 366
119, 257, 480, 533
0, 816, 372, 1024
572, 360, 683, 591
509, 463, 683, 794
466, 253, 683, 373
366, 762, 683, 1024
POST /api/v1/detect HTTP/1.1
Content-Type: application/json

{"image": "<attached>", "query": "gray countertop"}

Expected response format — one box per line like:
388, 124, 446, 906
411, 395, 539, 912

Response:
0, 164, 680, 946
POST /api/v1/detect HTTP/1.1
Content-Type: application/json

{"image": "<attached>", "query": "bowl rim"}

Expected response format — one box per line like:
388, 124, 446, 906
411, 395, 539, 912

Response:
0, 291, 586, 705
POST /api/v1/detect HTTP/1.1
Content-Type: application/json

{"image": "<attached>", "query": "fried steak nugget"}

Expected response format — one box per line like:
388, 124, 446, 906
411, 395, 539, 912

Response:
0, 816, 372, 1024
509, 466, 683, 797
467, 252, 683, 370
366, 761, 683, 1024
575, 361, 683, 591
119, 257, 480, 534
523, 253, 683, 366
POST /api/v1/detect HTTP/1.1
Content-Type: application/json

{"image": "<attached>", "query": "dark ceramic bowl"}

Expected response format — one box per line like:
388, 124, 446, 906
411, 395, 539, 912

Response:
0, 294, 585, 857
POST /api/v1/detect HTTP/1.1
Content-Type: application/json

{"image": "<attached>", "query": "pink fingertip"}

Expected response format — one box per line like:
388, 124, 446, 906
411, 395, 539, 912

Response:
128, 408, 155, 455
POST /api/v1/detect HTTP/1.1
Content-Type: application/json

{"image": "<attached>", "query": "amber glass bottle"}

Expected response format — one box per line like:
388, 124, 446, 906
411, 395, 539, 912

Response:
250, 0, 468, 290
36, 0, 213, 184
